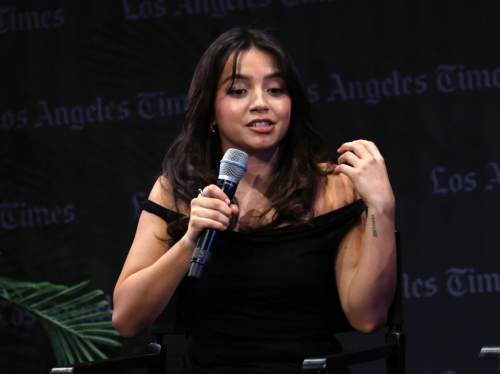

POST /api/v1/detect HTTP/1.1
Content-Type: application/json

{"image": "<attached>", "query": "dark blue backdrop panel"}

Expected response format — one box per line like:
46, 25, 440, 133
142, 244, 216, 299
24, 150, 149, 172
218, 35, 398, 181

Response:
1, 1, 499, 373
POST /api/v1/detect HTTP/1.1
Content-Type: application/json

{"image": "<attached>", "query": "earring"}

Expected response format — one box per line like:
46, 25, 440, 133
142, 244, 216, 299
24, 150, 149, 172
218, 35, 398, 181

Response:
209, 123, 216, 133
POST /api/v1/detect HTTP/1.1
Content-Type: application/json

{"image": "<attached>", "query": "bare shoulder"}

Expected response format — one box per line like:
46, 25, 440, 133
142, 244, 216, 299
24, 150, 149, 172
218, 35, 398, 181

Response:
316, 163, 361, 214
115, 177, 181, 289
148, 176, 189, 216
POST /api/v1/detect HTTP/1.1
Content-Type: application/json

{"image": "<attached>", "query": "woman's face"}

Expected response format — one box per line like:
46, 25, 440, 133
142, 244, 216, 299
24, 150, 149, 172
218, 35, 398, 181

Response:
214, 47, 291, 156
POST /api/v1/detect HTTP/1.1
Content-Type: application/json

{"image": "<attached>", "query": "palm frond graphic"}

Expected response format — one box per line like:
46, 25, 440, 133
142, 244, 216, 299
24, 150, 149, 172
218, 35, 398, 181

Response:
0, 277, 121, 365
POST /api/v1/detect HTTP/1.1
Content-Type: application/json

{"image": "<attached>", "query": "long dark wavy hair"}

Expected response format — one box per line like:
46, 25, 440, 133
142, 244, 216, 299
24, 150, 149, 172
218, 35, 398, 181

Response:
163, 28, 332, 242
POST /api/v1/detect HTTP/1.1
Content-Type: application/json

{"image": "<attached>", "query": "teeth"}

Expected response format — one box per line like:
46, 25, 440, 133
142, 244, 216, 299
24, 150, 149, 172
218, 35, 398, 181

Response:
252, 122, 271, 127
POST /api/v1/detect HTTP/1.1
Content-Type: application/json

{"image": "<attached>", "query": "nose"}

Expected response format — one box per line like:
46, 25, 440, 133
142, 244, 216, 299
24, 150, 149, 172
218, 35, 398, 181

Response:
249, 89, 269, 113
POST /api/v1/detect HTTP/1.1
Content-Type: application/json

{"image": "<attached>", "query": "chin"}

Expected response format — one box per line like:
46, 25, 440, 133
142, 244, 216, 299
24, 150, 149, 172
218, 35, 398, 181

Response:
245, 144, 280, 156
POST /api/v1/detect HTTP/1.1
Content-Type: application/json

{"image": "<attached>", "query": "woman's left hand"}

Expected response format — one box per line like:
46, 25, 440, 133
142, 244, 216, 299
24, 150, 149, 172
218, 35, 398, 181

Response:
334, 140, 395, 211
334, 140, 396, 333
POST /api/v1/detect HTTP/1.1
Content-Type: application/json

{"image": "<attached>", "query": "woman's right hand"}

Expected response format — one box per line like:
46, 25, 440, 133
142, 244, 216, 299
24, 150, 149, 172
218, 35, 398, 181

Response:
185, 184, 239, 246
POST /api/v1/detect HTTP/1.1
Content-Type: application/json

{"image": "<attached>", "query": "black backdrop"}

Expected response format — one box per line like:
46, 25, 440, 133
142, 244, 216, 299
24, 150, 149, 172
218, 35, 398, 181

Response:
1, 1, 499, 373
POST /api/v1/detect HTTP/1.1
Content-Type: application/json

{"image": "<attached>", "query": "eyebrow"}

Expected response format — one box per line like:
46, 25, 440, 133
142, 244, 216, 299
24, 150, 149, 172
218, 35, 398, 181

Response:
222, 72, 283, 84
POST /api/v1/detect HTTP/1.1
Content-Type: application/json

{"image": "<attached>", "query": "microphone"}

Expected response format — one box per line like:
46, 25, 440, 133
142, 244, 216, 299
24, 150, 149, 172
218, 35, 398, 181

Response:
188, 148, 248, 279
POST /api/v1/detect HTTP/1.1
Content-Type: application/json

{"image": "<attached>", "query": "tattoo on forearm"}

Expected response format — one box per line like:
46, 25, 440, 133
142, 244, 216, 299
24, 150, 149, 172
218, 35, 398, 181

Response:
371, 214, 378, 237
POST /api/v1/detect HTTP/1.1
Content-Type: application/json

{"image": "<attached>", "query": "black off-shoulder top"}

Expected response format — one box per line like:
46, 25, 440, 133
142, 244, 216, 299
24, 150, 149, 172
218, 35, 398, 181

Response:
142, 199, 365, 374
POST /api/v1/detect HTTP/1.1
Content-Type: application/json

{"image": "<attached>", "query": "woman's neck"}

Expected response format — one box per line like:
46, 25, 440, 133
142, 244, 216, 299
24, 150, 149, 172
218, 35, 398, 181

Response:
231, 147, 279, 230
238, 147, 279, 193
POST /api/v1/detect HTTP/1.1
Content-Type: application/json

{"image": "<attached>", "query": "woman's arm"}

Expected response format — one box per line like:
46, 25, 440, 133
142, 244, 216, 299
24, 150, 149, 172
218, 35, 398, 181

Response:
112, 179, 237, 337
332, 140, 397, 333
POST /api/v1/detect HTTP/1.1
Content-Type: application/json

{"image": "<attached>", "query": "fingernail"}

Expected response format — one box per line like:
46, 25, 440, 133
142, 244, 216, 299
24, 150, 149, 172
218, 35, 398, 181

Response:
225, 198, 230, 204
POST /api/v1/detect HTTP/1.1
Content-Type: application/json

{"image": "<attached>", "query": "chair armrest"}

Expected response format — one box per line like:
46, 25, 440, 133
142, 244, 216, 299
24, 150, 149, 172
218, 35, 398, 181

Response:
479, 345, 500, 359
303, 343, 399, 370
50, 343, 162, 373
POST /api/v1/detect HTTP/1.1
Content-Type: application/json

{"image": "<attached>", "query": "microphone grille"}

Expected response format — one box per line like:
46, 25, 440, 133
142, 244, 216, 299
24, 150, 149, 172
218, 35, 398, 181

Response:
219, 148, 248, 184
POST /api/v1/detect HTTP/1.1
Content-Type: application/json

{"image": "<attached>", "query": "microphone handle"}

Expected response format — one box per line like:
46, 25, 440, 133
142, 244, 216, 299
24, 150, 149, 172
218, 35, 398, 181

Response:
187, 179, 238, 279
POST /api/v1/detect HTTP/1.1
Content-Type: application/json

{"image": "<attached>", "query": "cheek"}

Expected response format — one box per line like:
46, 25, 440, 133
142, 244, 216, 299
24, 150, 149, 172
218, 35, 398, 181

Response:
278, 99, 292, 123
216, 101, 240, 122
215, 103, 224, 121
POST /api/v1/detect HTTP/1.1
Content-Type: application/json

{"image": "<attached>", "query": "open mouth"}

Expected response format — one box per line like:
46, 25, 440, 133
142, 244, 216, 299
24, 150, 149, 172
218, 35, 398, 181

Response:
251, 121, 272, 128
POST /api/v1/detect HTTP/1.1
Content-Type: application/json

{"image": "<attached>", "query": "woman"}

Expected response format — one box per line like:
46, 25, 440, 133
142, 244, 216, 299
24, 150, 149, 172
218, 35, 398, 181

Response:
112, 28, 396, 373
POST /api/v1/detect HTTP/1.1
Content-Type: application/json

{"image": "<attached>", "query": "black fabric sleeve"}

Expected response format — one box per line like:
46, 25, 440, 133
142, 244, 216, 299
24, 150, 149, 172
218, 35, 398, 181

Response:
142, 200, 184, 224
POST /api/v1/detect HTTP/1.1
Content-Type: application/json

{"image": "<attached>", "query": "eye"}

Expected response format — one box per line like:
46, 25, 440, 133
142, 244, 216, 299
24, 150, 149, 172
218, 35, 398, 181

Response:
268, 88, 286, 95
227, 88, 247, 96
